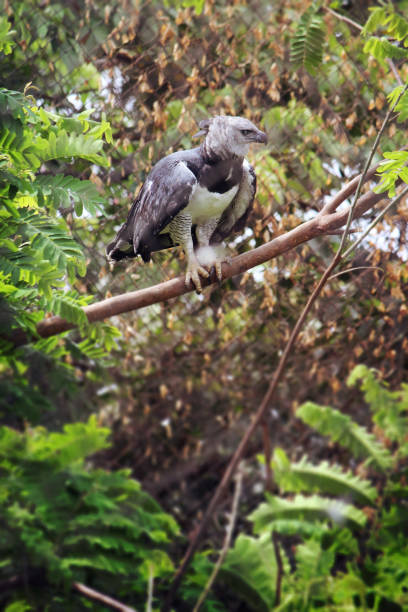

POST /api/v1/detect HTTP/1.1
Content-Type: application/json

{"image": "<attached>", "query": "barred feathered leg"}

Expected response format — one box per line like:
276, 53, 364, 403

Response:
196, 219, 225, 282
167, 212, 209, 293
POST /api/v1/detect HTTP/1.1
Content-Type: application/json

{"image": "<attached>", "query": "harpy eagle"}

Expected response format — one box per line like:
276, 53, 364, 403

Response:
106, 115, 267, 292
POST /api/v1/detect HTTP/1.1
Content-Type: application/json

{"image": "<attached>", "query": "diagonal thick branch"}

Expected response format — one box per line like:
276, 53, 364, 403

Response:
11, 176, 384, 347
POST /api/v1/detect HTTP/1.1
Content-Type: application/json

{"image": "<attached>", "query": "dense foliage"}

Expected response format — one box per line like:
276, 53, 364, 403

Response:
0, 417, 179, 610
1, 0, 408, 609
242, 365, 408, 610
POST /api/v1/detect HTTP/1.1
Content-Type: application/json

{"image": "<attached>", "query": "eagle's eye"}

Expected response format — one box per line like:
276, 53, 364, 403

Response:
240, 129, 253, 136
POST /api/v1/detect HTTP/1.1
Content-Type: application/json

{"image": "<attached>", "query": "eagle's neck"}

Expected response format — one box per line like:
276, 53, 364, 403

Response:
201, 131, 247, 162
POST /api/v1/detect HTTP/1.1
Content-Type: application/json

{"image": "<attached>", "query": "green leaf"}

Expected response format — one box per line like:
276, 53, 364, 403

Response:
0, 16, 16, 55
35, 175, 105, 215
251, 494, 367, 531
28, 416, 110, 467
362, 7, 389, 36
290, 8, 326, 75
37, 130, 108, 166
295, 538, 335, 582
221, 534, 277, 612
331, 572, 368, 606
0, 252, 42, 287
272, 448, 377, 505
363, 37, 408, 63
347, 365, 408, 445
165, 0, 205, 15
182, 0, 205, 15
297, 401, 393, 471
19, 209, 85, 277
47, 293, 88, 327
4, 602, 32, 612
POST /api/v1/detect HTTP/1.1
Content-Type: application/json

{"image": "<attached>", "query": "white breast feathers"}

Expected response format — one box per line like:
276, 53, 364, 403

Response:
184, 183, 239, 225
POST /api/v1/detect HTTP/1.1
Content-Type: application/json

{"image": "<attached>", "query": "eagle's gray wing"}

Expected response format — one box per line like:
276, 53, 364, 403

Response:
210, 159, 256, 244
107, 154, 198, 263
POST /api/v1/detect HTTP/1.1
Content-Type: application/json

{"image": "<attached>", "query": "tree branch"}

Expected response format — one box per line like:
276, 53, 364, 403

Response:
73, 581, 137, 612
192, 465, 243, 612
10, 175, 385, 347
341, 184, 408, 260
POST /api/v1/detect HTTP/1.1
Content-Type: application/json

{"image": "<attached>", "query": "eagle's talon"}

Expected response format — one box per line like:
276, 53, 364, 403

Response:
214, 260, 223, 282
185, 262, 209, 293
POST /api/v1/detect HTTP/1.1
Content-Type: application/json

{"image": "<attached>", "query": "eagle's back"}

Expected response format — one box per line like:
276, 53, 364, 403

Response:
106, 146, 255, 262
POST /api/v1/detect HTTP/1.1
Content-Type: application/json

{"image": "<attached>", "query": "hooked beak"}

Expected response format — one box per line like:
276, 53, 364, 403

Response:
254, 129, 268, 144
193, 129, 207, 139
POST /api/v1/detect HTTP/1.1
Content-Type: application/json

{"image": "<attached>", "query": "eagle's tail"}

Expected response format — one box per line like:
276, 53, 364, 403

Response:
106, 240, 134, 262
106, 227, 173, 263
106, 199, 140, 262
106, 225, 136, 262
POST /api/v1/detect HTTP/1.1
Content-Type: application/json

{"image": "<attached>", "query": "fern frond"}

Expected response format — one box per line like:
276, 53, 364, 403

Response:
387, 12, 408, 42
37, 130, 108, 166
19, 209, 85, 275
0, 88, 29, 122
74, 338, 108, 359
295, 538, 335, 582
29, 416, 110, 466
290, 9, 326, 75
64, 533, 142, 554
0, 245, 77, 303
272, 448, 377, 506
35, 175, 105, 216
250, 494, 367, 531
0, 117, 41, 170
61, 554, 134, 575
348, 365, 408, 445
32, 335, 68, 359
72, 511, 141, 532
0, 271, 17, 296
46, 293, 88, 327
363, 37, 408, 63
0, 252, 42, 286
362, 6, 408, 43
362, 7, 388, 36
259, 518, 328, 539
222, 534, 277, 612
0, 167, 32, 205
297, 402, 393, 471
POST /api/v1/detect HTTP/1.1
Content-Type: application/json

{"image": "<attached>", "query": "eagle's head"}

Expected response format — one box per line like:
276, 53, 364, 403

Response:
196, 115, 267, 159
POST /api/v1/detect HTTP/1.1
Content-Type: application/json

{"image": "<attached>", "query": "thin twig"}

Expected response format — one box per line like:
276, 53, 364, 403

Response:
325, 7, 363, 32
387, 58, 403, 86
325, 228, 358, 236
261, 418, 273, 492
325, 7, 403, 86
73, 582, 137, 612
338, 83, 408, 256
272, 531, 283, 607
319, 163, 379, 215
192, 466, 244, 612
341, 184, 408, 260
146, 564, 154, 612
328, 265, 384, 281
